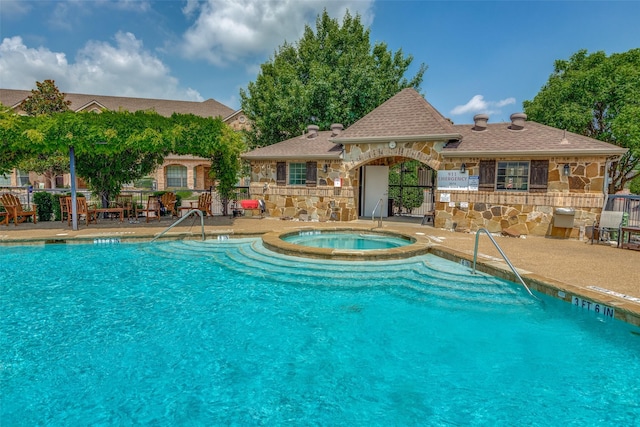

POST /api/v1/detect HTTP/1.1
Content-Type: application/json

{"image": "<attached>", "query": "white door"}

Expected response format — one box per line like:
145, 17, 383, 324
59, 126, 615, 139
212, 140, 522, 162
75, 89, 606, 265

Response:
363, 165, 389, 217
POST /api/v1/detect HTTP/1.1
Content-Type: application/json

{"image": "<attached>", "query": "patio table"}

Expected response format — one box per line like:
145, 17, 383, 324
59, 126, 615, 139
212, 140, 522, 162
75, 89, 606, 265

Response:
95, 207, 125, 222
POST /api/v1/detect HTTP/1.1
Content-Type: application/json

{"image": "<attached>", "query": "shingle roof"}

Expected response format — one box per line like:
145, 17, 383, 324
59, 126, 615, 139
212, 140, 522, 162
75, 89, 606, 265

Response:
242, 130, 343, 160
332, 88, 460, 142
0, 88, 234, 119
444, 121, 627, 157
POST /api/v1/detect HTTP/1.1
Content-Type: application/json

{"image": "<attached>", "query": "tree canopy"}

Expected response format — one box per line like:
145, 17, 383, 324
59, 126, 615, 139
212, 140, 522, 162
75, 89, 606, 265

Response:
20, 79, 71, 116
240, 9, 426, 147
13, 107, 244, 205
523, 49, 640, 193
12, 80, 73, 188
0, 106, 31, 175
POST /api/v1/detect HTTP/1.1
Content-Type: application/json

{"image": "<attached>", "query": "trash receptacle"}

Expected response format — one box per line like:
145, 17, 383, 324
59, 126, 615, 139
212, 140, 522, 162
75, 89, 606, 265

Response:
554, 207, 575, 228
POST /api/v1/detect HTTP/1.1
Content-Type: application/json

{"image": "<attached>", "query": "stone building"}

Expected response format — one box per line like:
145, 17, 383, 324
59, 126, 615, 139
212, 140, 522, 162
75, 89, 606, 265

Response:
242, 88, 626, 237
0, 88, 249, 191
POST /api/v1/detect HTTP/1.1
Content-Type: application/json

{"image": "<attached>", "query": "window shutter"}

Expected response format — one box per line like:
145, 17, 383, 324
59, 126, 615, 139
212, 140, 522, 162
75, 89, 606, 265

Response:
306, 161, 317, 187
529, 160, 549, 192
276, 162, 286, 186
479, 160, 496, 191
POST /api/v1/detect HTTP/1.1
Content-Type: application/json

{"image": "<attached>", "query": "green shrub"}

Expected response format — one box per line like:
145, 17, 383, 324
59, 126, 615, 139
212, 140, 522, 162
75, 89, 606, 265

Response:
33, 192, 54, 222
630, 175, 640, 195
176, 190, 192, 200
134, 178, 155, 189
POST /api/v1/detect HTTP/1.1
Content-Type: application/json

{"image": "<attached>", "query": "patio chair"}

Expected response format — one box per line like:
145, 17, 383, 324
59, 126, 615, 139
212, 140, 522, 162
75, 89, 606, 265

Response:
139, 195, 162, 222
180, 192, 212, 217
67, 197, 97, 226
0, 193, 37, 226
160, 192, 178, 218
591, 210, 624, 245
59, 195, 70, 223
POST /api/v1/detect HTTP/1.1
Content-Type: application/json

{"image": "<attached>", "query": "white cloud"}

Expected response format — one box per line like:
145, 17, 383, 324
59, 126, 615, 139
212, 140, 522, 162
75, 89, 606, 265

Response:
0, 34, 203, 101
450, 95, 516, 117
179, 0, 374, 66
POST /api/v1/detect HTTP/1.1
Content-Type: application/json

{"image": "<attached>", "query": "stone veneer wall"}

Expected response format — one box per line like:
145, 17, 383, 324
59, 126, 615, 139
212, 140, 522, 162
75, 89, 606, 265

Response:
435, 156, 609, 236
248, 145, 611, 236
249, 161, 358, 221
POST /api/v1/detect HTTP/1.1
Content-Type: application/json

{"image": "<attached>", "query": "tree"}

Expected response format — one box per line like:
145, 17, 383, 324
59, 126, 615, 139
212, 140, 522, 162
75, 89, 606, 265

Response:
240, 9, 426, 147
169, 113, 245, 212
19, 79, 71, 116
388, 160, 424, 214
0, 105, 31, 175
17, 80, 72, 187
523, 49, 640, 193
24, 110, 170, 206
21, 110, 245, 210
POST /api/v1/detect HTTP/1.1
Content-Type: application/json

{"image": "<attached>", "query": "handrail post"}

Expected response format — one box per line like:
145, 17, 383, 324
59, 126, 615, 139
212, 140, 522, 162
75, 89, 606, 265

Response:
371, 198, 383, 228
150, 209, 205, 242
472, 228, 537, 299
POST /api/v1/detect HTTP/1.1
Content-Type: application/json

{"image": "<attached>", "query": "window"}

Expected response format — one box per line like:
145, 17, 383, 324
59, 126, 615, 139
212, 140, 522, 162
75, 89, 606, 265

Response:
496, 161, 529, 191
166, 165, 187, 188
17, 170, 29, 186
0, 173, 11, 186
288, 163, 306, 185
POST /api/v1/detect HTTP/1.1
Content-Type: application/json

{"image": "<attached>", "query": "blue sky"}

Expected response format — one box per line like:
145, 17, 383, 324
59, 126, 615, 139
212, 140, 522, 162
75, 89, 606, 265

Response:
1, 0, 638, 124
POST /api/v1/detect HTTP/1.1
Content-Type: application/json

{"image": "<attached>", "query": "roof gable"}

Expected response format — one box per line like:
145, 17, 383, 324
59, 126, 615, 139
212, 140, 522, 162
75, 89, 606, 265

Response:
333, 88, 458, 142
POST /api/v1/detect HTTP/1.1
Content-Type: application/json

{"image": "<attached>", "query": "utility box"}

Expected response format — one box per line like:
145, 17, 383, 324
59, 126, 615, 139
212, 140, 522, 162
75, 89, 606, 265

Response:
554, 207, 576, 228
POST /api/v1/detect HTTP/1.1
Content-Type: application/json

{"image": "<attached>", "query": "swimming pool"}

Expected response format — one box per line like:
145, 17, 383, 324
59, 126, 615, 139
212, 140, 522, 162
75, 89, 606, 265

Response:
2, 239, 639, 425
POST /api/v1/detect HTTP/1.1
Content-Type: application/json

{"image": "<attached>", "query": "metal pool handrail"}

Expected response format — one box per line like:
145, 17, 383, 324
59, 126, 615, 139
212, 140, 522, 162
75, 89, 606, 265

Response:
150, 209, 205, 242
371, 198, 383, 227
473, 228, 537, 299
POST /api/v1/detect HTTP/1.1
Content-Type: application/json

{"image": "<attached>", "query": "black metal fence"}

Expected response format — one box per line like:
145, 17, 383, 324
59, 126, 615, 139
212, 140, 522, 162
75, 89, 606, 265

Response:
605, 194, 640, 227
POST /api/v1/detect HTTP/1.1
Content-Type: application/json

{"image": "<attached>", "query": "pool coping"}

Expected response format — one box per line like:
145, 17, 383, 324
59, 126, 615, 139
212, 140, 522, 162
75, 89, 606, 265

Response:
2, 227, 639, 328
262, 227, 430, 261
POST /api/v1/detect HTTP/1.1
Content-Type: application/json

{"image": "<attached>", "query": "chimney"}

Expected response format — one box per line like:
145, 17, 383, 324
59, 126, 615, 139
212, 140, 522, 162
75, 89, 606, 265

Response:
472, 114, 489, 131
330, 123, 343, 136
509, 113, 527, 130
306, 125, 319, 138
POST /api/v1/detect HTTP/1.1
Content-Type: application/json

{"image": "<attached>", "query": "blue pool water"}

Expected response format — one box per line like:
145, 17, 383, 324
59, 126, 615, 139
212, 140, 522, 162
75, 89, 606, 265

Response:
1, 239, 639, 425
283, 231, 411, 250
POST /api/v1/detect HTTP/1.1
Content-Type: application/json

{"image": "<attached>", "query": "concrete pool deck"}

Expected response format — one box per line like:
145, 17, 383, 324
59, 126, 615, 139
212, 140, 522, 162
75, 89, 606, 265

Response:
2, 215, 639, 326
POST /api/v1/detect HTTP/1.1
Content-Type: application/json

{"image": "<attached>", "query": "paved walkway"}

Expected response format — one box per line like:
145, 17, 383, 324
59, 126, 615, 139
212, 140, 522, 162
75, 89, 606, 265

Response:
2, 215, 639, 324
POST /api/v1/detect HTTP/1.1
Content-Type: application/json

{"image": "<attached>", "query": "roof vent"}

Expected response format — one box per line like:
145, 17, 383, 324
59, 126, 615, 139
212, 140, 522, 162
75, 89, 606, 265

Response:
330, 123, 343, 137
509, 113, 527, 130
472, 114, 489, 131
306, 125, 319, 138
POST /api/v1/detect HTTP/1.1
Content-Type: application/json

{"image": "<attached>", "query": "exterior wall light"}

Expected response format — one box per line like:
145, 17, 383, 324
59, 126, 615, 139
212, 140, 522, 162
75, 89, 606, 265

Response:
563, 164, 570, 176
460, 163, 466, 173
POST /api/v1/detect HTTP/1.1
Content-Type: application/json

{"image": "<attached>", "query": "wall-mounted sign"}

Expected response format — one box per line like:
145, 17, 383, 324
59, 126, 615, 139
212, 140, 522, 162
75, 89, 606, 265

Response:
439, 193, 450, 202
468, 175, 479, 191
437, 170, 469, 190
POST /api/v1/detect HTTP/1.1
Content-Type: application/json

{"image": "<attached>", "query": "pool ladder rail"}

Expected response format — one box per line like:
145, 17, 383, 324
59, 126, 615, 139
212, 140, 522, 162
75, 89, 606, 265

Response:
472, 228, 539, 300
371, 197, 384, 228
150, 209, 205, 242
